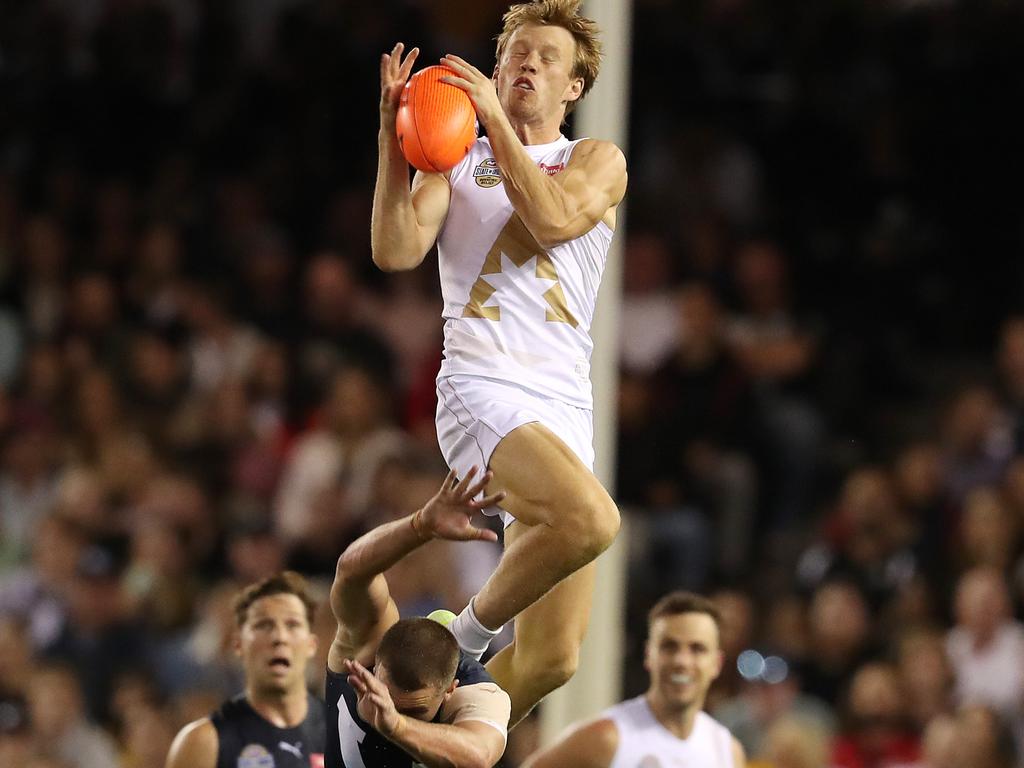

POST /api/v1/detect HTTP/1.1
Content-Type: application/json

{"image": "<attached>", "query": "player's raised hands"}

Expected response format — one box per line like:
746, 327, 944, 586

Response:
439, 54, 503, 127
380, 42, 419, 120
345, 658, 402, 738
413, 467, 504, 543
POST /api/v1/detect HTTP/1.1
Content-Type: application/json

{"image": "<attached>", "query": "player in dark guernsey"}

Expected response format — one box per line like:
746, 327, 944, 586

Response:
327, 467, 511, 768
166, 572, 326, 768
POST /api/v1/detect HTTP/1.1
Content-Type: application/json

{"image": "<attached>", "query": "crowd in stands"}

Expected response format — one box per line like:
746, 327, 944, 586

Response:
2, 1, 1024, 767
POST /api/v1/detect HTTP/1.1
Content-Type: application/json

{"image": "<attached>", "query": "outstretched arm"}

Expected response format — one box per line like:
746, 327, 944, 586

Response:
329, 468, 505, 670
440, 55, 627, 249
346, 659, 508, 768
371, 42, 452, 272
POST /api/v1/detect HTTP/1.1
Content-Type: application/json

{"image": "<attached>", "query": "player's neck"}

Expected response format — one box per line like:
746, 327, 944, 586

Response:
645, 691, 700, 740
247, 684, 309, 728
510, 116, 563, 146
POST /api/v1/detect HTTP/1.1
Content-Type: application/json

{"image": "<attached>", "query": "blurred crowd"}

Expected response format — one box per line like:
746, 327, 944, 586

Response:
2, 1, 1024, 767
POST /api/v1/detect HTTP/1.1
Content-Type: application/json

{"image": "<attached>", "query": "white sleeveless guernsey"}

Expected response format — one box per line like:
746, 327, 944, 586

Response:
436, 135, 613, 410
602, 696, 736, 768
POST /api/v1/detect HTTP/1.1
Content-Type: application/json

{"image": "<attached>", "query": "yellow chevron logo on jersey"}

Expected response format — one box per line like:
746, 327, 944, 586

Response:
473, 157, 502, 188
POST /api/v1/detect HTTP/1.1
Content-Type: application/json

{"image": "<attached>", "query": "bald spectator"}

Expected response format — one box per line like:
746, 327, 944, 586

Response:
946, 567, 1024, 736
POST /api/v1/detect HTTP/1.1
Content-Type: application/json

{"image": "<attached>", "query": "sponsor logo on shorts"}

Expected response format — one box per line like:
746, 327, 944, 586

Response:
474, 158, 502, 188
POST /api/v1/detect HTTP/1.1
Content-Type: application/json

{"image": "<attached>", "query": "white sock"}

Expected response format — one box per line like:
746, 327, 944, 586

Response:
449, 598, 501, 661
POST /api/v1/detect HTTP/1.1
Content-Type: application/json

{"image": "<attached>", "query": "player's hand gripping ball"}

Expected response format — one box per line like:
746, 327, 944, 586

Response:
396, 65, 477, 173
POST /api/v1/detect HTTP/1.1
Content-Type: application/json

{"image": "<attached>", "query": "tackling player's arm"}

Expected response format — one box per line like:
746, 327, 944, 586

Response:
329, 468, 502, 670
440, 54, 627, 250
521, 718, 619, 768
372, 42, 452, 272
165, 718, 218, 768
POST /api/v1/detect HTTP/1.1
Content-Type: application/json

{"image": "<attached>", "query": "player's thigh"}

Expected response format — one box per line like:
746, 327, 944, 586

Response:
505, 520, 598, 657
487, 421, 609, 528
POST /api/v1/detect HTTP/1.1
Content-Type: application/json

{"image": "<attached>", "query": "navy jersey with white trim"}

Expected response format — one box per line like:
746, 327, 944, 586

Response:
211, 692, 326, 768
325, 654, 494, 768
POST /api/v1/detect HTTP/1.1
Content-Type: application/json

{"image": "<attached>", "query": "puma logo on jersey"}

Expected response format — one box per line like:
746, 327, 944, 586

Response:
473, 158, 502, 188
278, 741, 303, 758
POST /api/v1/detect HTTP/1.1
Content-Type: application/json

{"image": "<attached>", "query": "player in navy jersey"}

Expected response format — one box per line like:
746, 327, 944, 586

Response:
166, 571, 326, 768
326, 467, 511, 768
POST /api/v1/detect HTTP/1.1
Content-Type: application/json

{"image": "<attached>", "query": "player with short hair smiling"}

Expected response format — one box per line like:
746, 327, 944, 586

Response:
522, 592, 747, 768
325, 468, 511, 768
372, 0, 627, 727
165, 571, 325, 768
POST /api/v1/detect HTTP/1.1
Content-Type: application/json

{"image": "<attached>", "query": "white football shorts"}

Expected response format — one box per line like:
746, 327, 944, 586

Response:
435, 374, 595, 527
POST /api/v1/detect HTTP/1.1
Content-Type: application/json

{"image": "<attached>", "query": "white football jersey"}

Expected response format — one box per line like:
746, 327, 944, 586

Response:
436, 135, 613, 409
601, 696, 736, 768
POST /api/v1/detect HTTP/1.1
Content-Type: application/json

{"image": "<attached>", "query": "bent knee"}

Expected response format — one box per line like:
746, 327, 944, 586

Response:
563, 489, 620, 556
519, 645, 580, 693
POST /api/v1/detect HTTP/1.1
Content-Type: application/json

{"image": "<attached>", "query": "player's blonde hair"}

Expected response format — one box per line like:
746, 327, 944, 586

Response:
495, 0, 602, 115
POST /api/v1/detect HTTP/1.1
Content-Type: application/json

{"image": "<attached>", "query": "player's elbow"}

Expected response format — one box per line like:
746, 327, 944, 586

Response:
335, 548, 362, 584
372, 248, 418, 273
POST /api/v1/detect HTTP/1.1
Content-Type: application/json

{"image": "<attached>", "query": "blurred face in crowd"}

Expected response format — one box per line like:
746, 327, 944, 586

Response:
762, 716, 829, 768
69, 273, 118, 333
678, 283, 722, 350
645, 612, 723, 714
955, 567, 1010, 644
954, 706, 1010, 768
809, 582, 868, 661
898, 631, 952, 728
998, 317, 1024, 399
945, 386, 999, 455
304, 253, 354, 328
236, 594, 317, 698
847, 663, 907, 753
734, 240, 787, 315
27, 667, 83, 737
921, 714, 958, 768
623, 233, 672, 294
0, 618, 33, 691
327, 368, 384, 436
961, 488, 1017, 570
893, 442, 942, 508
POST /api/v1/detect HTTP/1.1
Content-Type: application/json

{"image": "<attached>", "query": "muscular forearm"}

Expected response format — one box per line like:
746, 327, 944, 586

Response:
371, 129, 424, 271
483, 117, 577, 248
387, 719, 494, 768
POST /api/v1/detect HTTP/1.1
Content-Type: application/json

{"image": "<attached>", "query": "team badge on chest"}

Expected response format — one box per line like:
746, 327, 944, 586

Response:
473, 157, 502, 188
237, 743, 275, 768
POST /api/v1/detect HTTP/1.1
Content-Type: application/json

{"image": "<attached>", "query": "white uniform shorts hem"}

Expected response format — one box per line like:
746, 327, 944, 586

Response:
435, 375, 595, 527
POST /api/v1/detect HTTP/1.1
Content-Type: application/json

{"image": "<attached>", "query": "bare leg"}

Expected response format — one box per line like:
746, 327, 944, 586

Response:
485, 523, 599, 725
472, 422, 619, 630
